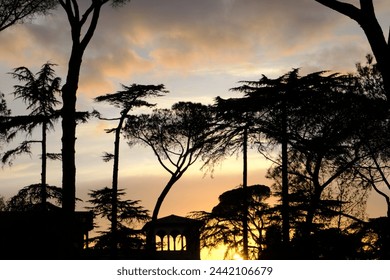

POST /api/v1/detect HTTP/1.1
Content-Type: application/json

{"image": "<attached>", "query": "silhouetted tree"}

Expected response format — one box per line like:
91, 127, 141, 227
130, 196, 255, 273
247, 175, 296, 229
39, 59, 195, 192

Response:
203, 97, 258, 170
57, 0, 132, 214
351, 56, 390, 219
263, 73, 384, 257
348, 217, 390, 259
230, 69, 304, 254
203, 96, 262, 260
86, 187, 150, 254
191, 184, 275, 260
290, 226, 363, 259
315, 0, 390, 97
0, 0, 56, 31
5, 183, 62, 211
260, 224, 285, 259
125, 102, 214, 222
356, 54, 385, 99
356, 149, 390, 220
341, 58, 390, 267
231, 69, 380, 256
93, 83, 165, 254
2, 62, 61, 207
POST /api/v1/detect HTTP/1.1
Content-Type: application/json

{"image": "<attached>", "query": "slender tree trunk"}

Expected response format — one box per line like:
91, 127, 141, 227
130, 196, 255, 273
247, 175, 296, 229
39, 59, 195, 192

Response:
152, 176, 181, 222
111, 125, 120, 256
147, 175, 181, 253
242, 126, 249, 260
41, 121, 47, 209
111, 113, 128, 256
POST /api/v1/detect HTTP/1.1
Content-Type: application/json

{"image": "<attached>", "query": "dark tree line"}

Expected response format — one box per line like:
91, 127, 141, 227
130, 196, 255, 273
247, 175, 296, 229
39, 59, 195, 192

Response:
185, 57, 389, 259
1, 0, 134, 257
1, 59, 389, 259
1, 0, 390, 259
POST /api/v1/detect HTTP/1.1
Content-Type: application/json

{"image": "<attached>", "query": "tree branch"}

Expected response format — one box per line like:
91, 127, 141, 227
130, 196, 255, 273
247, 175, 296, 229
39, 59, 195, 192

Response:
80, 2, 102, 49
315, 0, 362, 22
70, 0, 80, 21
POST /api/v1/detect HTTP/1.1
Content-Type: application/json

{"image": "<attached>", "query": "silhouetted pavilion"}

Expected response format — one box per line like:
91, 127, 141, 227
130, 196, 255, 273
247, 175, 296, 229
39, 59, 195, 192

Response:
143, 214, 203, 260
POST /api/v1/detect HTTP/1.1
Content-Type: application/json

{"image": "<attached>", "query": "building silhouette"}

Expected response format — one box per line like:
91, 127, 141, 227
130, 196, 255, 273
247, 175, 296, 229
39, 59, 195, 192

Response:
0, 210, 93, 259
143, 214, 203, 260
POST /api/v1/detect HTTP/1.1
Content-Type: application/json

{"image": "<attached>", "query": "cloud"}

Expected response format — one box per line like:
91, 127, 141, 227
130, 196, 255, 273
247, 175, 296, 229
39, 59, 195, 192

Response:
79, 48, 153, 97
0, 27, 48, 68
99, 0, 359, 74
2, 0, 384, 97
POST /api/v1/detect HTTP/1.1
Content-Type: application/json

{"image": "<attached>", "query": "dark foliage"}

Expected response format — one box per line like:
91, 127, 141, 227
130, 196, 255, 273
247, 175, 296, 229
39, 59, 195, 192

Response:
0, 0, 57, 31
5, 183, 62, 211
126, 101, 215, 221
191, 184, 276, 259
86, 187, 150, 251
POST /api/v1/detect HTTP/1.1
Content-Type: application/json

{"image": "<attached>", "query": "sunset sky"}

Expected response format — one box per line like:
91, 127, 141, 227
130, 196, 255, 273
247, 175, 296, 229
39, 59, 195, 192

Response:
1, 0, 390, 257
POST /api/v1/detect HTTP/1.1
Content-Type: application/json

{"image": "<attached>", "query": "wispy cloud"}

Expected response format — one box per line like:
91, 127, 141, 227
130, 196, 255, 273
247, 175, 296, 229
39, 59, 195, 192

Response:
1, 0, 383, 96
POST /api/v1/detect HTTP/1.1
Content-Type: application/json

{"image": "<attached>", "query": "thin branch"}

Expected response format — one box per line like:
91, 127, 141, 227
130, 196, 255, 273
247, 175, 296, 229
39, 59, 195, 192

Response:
315, 0, 362, 21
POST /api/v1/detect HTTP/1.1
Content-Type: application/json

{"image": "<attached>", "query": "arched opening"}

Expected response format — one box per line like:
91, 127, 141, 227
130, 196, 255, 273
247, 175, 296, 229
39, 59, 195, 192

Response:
176, 234, 187, 251
156, 230, 188, 251
155, 229, 167, 251
168, 235, 175, 251
162, 235, 169, 251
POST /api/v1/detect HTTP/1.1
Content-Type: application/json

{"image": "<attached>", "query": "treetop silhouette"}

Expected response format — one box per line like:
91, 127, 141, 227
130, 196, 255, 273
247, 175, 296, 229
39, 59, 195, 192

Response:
0, 0, 57, 32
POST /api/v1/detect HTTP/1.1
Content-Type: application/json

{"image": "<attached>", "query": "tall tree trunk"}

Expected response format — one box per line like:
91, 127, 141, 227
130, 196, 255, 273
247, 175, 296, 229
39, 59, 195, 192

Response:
61, 48, 82, 213
60, 0, 104, 213
111, 112, 128, 257
146, 175, 181, 253
152, 175, 181, 222
41, 121, 47, 208
60, 47, 83, 258
58, 1, 112, 258
242, 126, 249, 260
